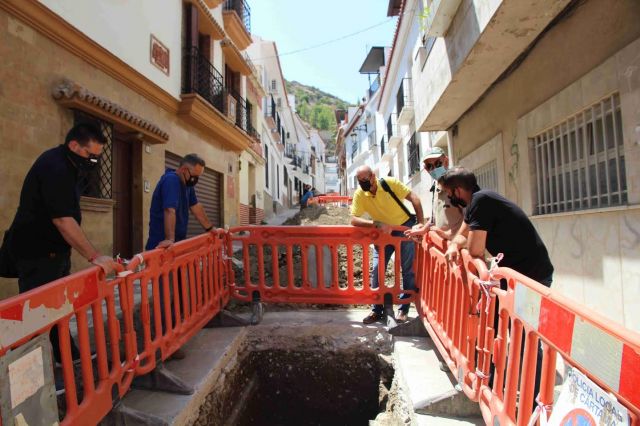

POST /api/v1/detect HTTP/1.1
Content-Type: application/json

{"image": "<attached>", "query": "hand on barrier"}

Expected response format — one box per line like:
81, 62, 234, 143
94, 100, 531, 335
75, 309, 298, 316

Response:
445, 242, 461, 265
92, 255, 121, 275
156, 239, 174, 249
373, 221, 392, 233
404, 223, 430, 239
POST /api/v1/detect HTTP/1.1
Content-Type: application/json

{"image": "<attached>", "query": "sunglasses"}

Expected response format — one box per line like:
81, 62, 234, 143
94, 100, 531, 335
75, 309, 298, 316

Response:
424, 160, 443, 171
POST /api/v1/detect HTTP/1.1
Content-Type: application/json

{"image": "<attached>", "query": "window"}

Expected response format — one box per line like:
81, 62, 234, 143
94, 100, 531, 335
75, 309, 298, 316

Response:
73, 110, 113, 199
533, 93, 626, 215
271, 79, 276, 91
407, 133, 420, 177
284, 166, 288, 186
277, 97, 282, 108
475, 160, 498, 192
276, 165, 280, 199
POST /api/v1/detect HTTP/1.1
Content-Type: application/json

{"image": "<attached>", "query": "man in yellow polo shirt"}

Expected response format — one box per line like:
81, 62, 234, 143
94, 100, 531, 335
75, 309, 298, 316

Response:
351, 165, 424, 324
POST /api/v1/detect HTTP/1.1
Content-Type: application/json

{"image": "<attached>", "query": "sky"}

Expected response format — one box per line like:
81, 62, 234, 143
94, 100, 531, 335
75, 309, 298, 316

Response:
250, 0, 398, 105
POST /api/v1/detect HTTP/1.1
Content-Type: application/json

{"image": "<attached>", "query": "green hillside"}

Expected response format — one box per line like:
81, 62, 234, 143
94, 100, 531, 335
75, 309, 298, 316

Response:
285, 80, 352, 152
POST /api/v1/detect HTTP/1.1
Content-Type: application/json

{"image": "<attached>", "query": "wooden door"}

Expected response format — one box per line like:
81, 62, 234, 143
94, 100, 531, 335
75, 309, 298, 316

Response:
112, 138, 133, 258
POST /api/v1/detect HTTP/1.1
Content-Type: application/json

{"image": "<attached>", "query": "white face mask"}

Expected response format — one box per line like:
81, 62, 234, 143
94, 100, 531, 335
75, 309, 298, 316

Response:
429, 166, 447, 181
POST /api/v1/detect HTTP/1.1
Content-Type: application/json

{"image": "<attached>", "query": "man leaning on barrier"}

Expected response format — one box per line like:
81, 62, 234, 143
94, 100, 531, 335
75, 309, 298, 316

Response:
350, 165, 425, 324
145, 153, 215, 360
440, 167, 554, 286
1, 122, 120, 363
440, 167, 554, 399
405, 147, 463, 241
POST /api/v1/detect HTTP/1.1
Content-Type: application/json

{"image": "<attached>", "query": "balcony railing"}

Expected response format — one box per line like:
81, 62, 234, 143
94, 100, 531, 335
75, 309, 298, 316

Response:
407, 133, 420, 177
396, 78, 413, 113
227, 87, 248, 132
386, 113, 398, 140
284, 143, 295, 159
265, 94, 276, 118
224, 0, 251, 33
182, 46, 225, 113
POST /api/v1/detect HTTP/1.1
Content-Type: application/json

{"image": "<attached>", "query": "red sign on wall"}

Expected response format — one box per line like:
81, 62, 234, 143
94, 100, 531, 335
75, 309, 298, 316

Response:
150, 34, 170, 76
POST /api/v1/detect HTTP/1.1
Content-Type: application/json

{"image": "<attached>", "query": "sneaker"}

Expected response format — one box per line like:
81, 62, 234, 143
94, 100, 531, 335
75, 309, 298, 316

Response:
362, 312, 385, 324
396, 311, 408, 323
168, 348, 186, 360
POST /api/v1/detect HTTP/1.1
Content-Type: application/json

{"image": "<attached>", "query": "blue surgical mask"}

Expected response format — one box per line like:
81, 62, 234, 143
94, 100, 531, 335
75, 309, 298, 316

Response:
429, 166, 447, 181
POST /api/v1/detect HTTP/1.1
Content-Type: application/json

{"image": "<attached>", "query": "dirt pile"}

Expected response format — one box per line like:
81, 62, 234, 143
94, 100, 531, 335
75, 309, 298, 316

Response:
229, 204, 397, 312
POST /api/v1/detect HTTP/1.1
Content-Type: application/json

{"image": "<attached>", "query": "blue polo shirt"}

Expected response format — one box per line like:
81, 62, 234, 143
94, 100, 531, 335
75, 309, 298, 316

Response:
146, 169, 197, 250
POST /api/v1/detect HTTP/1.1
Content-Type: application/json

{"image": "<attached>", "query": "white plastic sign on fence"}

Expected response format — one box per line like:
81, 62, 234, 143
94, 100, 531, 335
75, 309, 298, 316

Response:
548, 368, 629, 426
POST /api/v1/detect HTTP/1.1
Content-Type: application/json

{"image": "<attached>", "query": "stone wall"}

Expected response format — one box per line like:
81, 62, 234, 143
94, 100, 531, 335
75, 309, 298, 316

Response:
0, 9, 240, 299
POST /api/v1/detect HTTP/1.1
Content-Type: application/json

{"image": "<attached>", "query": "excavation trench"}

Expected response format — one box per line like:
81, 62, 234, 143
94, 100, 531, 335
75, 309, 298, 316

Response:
191, 319, 410, 426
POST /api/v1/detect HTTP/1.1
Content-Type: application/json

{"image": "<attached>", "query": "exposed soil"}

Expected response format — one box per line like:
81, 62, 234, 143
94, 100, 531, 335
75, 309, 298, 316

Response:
191, 322, 407, 426
229, 204, 397, 313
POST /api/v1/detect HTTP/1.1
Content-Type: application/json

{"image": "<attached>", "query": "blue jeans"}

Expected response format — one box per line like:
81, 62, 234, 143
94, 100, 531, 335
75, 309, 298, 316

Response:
371, 217, 416, 315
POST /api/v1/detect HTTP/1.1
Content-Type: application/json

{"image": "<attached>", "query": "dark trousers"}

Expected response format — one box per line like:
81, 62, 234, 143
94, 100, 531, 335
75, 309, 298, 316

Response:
16, 253, 80, 363
488, 275, 553, 407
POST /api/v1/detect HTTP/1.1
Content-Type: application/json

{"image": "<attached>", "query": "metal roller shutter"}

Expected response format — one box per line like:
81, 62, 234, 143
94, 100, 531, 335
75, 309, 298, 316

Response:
165, 152, 223, 238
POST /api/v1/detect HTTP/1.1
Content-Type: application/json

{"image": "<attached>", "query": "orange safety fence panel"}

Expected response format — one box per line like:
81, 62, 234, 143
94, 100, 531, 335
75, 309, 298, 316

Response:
416, 230, 640, 426
122, 230, 230, 374
474, 267, 640, 426
228, 225, 417, 306
0, 266, 137, 426
307, 195, 352, 206
414, 232, 490, 403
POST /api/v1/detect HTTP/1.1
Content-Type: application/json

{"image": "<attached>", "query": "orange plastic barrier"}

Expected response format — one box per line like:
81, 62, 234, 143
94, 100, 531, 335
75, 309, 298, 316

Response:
477, 267, 640, 426
123, 230, 229, 373
0, 266, 137, 426
307, 195, 352, 206
3, 225, 640, 426
228, 225, 417, 305
414, 232, 490, 403
415, 230, 640, 425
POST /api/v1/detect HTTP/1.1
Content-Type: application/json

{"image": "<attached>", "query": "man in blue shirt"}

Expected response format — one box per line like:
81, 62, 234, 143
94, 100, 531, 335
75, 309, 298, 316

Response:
146, 153, 214, 250
145, 153, 214, 360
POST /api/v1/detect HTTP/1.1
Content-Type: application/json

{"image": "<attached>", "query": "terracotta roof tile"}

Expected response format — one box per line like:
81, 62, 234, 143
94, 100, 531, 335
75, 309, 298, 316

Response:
52, 79, 169, 141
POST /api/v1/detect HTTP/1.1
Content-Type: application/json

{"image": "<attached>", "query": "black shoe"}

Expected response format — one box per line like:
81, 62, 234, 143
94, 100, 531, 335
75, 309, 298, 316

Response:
363, 312, 385, 324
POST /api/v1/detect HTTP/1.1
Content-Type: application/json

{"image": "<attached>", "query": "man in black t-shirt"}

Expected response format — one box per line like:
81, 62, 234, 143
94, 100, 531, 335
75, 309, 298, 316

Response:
2, 123, 120, 362
441, 167, 553, 285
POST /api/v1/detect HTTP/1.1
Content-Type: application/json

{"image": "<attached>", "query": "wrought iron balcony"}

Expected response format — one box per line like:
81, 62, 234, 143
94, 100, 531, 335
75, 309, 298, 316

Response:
224, 0, 251, 33
386, 113, 398, 140
396, 78, 413, 113
397, 78, 414, 125
182, 46, 225, 113
407, 133, 420, 177
246, 119, 258, 140
284, 143, 295, 159
227, 87, 248, 132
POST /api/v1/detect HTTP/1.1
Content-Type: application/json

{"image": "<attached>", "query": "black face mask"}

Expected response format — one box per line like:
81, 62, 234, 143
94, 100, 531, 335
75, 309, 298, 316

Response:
358, 179, 372, 192
67, 146, 99, 171
185, 170, 199, 187
449, 189, 467, 208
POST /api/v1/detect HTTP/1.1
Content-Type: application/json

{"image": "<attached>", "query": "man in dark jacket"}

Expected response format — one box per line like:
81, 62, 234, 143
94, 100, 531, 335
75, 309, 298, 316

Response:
5, 122, 119, 361
441, 167, 553, 285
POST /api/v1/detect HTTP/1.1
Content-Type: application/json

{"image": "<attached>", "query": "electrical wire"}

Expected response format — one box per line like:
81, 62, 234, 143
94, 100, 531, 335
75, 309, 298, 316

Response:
250, 14, 408, 61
